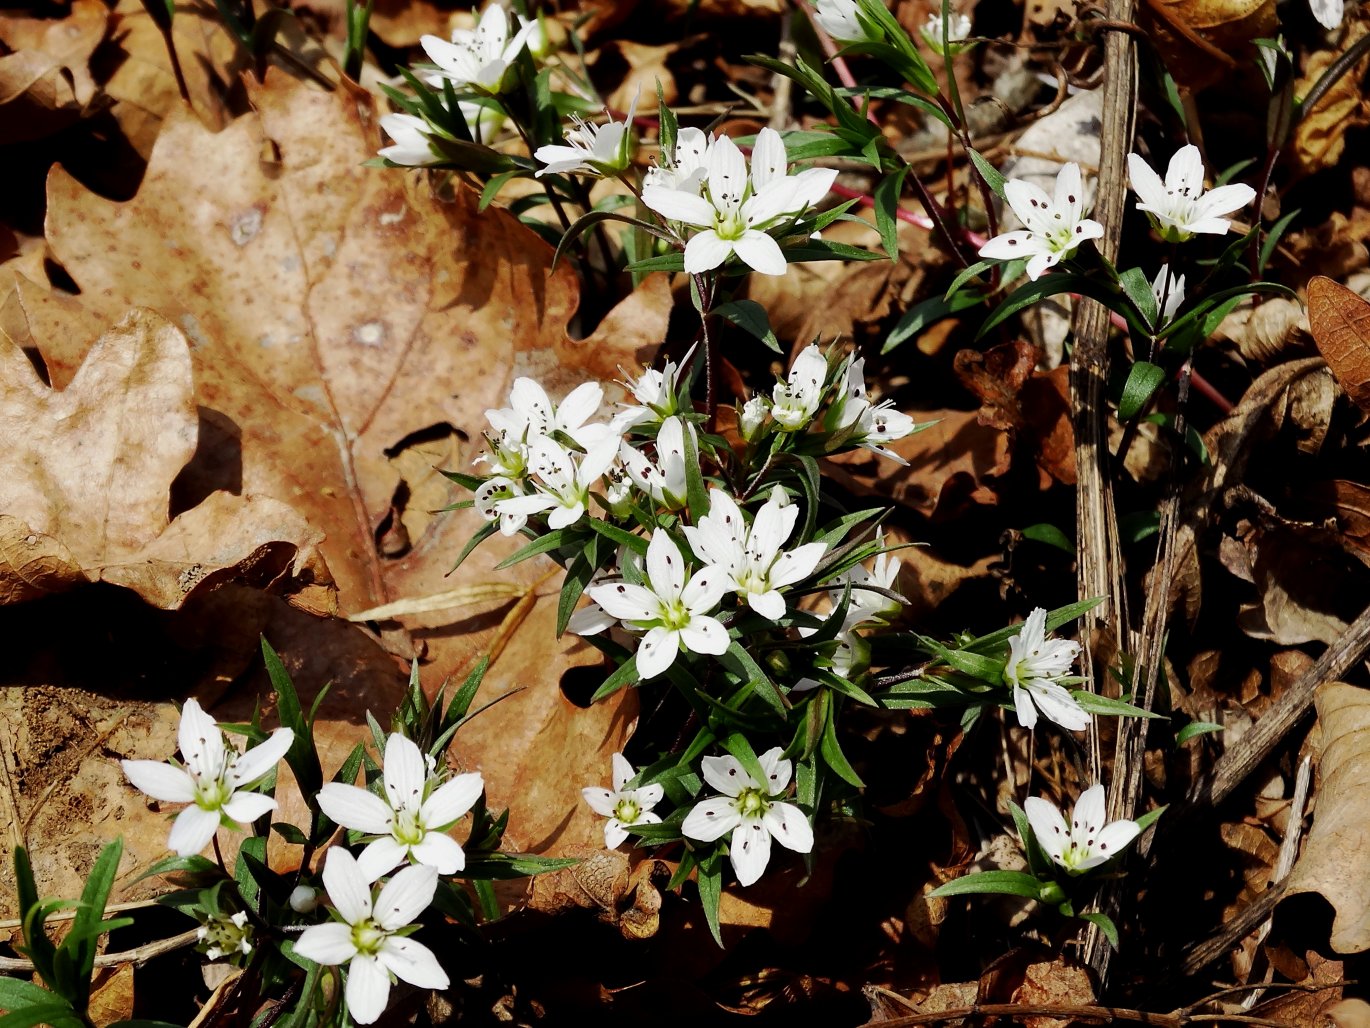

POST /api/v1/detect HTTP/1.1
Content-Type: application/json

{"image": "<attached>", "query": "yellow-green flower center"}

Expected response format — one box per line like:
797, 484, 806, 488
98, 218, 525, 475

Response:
613, 798, 641, 823
736, 788, 769, 819
351, 920, 386, 956
194, 779, 233, 812
393, 808, 425, 846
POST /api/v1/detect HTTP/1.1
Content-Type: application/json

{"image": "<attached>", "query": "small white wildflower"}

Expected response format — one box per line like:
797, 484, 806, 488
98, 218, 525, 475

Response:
1127, 144, 1257, 243
121, 699, 293, 857
581, 753, 665, 848
919, 10, 973, 54
289, 885, 320, 914
829, 528, 903, 623
771, 344, 829, 431
813, 0, 878, 41
680, 748, 813, 887
1004, 607, 1089, 732
494, 435, 619, 531
1151, 263, 1187, 324
420, 4, 535, 94
978, 163, 1104, 281
584, 529, 730, 679
534, 89, 639, 178
293, 849, 449, 1025
619, 415, 693, 509
612, 347, 692, 432
198, 910, 253, 961
316, 733, 484, 882
645, 126, 711, 193
832, 356, 919, 462
739, 395, 771, 440
1025, 783, 1141, 873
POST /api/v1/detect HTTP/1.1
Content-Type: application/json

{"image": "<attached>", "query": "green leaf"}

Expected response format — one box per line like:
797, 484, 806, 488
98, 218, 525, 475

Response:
962, 597, 1103, 654
928, 869, 1044, 899
0, 1003, 86, 1028
1177, 720, 1225, 744
0, 980, 68, 1013
586, 517, 650, 556
716, 731, 768, 791
883, 288, 983, 353
134, 854, 219, 882
494, 528, 574, 569
449, 520, 498, 574
1118, 361, 1166, 420
1079, 911, 1119, 949
873, 165, 909, 260
1021, 523, 1074, 554
919, 635, 1005, 682
261, 638, 323, 799
1134, 804, 1168, 833
720, 641, 788, 715
782, 239, 883, 265
696, 849, 724, 947
832, 86, 952, 128
553, 210, 671, 271
978, 273, 1143, 341
967, 148, 1006, 200
1071, 691, 1165, 719
944, 259, 996, 301
65, 838, 123, 1010
461, 853, 579, 879
680, 420, 710, 526
820, 699, 865, 787
272, 821, 308, 845
591, 653, 641, 701
1118, 510, 1160, 544
656, 79, 677, 160
1117, 266, 1160, 329
556, 546, 598, 639
713, 299, 780, 353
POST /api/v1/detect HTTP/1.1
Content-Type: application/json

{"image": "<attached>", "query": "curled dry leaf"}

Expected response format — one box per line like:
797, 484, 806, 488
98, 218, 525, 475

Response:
1310, 275, 1370, 412
1293, 24, 1370, 177
1012, 958, 1095, 1028
529, 848, 671, 939
1285, 682, 1370, 954
0, 307, 323, 608
1141, 0, 1275, 92
0, 0, 107, 143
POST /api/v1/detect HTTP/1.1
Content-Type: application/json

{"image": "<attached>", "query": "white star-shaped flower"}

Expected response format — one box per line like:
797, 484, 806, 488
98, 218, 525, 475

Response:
1004, 607, 1089, 732
919, 10, 973, 53
642, 128, 836, 276
644, 127, 711, 193
829, 528, 903, 624
831, 355, 918, 462
1127, 145, 1256, 243
813, 0, 877, 41
1151, 263, 1187, 324
378, 114, 442, 167
420, 3, 535, 94
1025, 783, 1141, 873
680, 747, 814, 887
584, 529, 730, 678
683, 488, 827, 620
581, 753, 665, 848
771, 344, 830, 431
293, 849, 449, 1025
978, 162, 1105, 280
121, 699, 293, 857
611, 348, 692, 432
535, 90, 639, 178
316, 733, 484, 883
619, 415, 693, 509
494, 435, 619, 531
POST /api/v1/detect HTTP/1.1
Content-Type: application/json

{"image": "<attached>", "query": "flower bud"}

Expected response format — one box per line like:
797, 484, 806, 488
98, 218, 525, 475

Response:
289, 885, 320, 913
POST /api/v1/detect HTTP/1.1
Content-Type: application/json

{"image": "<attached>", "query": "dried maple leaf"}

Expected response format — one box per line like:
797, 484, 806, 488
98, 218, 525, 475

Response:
0, 307, 323, 608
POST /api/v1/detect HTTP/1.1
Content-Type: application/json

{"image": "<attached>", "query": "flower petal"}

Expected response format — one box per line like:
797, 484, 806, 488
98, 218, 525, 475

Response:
410, 830, 466, 874
1165, 143, 1205, 194
707, 134, 748, 214
608, 753, 634, 792
178, 698, 225, 782
293, 922, 358, 966
1071, 783, 1108, 839
1053, 162, 1086, 225
379, 936, 450, 990
1030, 681, 1091, 732
1089, 819, 1141, 862
745, 589, 787, 621
635, 625, 679, 679
683, 231, 733, 274
318, 783, 395, 835
228, 728, 294, 788
356, 836, 410, 884
1012, 684, 1039, 729
678, 615, 730, 656
730, 231, 787, 276
763, 801, 813, 853
1003, 178, 1055, 234
768, 541, 827, 588
681, 797, 742, 842
344, 953, 391, 1025
641, 186, 716, 227
749, 126, 787, 191
420, 772, 484, 828
633, 783, 665, 809
756, 747, 793, 794
375, 863, 439, 931
322, 846, 373, 924
730, 819, 772, 886
604, 818, 629, 849
121, 760, 196, 804
1024, 795, 1069, 863
221, 791, 277, 826
167, 805, 220, 856
1126, 152, 1165, 208
646, 529, 686, 600
582, 786, 619, 817
702, 754, 755, 794
1193, 182, 1256, 220
586, 581, 659, 621
978, 230, 1043, 262
382, 734, 427, 812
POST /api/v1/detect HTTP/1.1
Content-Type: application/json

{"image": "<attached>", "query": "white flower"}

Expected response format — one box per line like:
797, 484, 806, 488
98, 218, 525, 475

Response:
832, 356, 919, 462
739, 395, 771, 440
293, 849, 449, 1025
1004, 607, 1089, 732
581, 753, 665, 848
1025, 783, 1141, 873
421, 4, 535, 94
1310, 0, 1342, 28
813, 0, 877, 41
584, 529, 730, 678
379, 115, 442, 167
611, 347, 692, 432
535, 89, 639, 178
473, 475, 528, 536
771, 344, 830, 431
642, 128, 837, 276
494, 435, 619, 531
919, 10, 972, 53
680, 748, 814, 887
1127, 145, 1256, 243
486, 377, 610, 450
197, 911, 253, 961
1151, 263, 1186, 324
619, 415, 693, 509
683, 488, 827, 620
121, 699, 294, 857
978, 162, 1104, 281
645, 127, 711, 193
793, 611, 872, 693
829, 528, 903, 623
316, 734, 484, 883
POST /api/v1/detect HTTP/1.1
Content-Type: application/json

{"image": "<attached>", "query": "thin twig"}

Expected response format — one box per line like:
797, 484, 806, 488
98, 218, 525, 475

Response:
0, 929, 201, 972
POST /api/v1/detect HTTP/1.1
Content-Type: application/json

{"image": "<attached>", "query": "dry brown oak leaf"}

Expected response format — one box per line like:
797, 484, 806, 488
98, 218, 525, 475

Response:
38, 71, 663, 857
0, 0, 107, 144
1310, 275, 1370, 413
0, 307, 323, 608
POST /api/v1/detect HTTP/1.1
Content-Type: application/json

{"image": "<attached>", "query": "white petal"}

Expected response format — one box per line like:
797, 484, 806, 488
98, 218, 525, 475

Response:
730, 231, 787, 276
383, 734, 427, 811
322, 847, 373, 924
227, 728, 294, 787
707, 134, 748, 214
633, 783, 665, 809
421, 772, 484, 828
178, 698, 225, 782
557, 381, 604, 433
1003, 178, 1055, 233
635, 626, 679, 679
681, 565, 729, 613
763, 801, 813, 853
121, 760, 195, 803
1030, 681, 1091, 732
746, 589, 787, 621
1127, 152, 1165, 208
768, 541, 827, 588
1071, 783, 1108, 839
221, 791, 277, 826
729, 819, 772, 886
167, 805, 220, 856
678, 616, 729, 656
1089, 819, 1141, 862
421, 34, 474, 76
1053, 162, 1086, 225
604, 819, 629, 849
344, 953, 391, 1025
379, 936, 449, 990
683, 231, 733, 273
1012, 684, 1039, 729
586, 581, 659, 621
681, 797, 742, 842
756, 747, 793, 794
318, 783, 395, 835
1024, 796, 1069, 862
646, 530, 686, 599
1194, 182, 1256, 219
1165, 144, 1206, 193
356, 836, 410, 884
978, 230, 1044, 262
702, 754, 754, 795
582, 786, 619, 817
750, 127, 787, 191
375, 863, 439, 931
611, 753, 634, 792
293, 922, 358, 966
1024, 250, 1059, 281
641, 186, 716, 227
1310, 0, 1342, 28
411, 831, 466, 874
